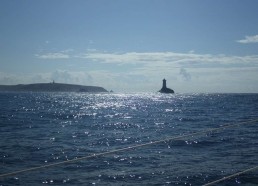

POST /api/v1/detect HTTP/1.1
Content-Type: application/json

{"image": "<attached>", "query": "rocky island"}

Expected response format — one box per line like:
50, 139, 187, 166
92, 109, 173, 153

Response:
0, 82, 108, 93
159, 79, 174, 94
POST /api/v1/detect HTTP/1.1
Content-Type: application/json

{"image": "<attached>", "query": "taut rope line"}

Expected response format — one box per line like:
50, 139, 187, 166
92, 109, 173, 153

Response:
203, 165, 258, 186
0, 119, 258, 180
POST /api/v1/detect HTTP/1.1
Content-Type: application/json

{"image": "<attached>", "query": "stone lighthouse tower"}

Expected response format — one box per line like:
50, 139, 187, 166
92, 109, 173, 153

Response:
159, 78, 174, 93
162, 79, 167, 89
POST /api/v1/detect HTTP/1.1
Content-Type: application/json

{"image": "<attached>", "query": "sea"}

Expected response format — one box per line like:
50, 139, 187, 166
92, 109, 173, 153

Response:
0, 92, 258, 186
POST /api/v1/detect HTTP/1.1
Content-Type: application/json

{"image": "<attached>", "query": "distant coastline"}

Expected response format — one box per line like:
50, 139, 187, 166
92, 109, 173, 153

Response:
0, 83, 108, 93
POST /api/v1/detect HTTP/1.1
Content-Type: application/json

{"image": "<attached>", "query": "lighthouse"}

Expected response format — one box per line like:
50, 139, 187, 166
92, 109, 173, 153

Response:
162, 79, 167, 89
159, 78, 174, 94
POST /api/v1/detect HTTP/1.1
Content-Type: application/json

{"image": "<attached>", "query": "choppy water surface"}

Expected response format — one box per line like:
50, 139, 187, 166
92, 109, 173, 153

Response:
1, 93, 258, 185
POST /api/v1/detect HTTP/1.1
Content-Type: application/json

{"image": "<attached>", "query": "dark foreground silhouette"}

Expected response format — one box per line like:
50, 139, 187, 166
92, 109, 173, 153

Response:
159, 79, 174, 93
0, 83, 108, 93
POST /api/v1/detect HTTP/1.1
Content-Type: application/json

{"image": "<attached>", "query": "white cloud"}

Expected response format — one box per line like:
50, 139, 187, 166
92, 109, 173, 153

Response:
0, 71, 95, 86
36, 53, 70, 59
50, 70, 95, 85
179, 68, 191, 81
36, 50, 258, 69
237, 35, 258, 44
0, 72, 50, 85
184, 67, 258, 93
30, 50, 258, 93
79, 51, 258, 69
0, 72, 20, 85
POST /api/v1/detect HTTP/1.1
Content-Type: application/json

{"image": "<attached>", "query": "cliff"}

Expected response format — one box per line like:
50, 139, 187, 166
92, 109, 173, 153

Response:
0, 83, 108, 93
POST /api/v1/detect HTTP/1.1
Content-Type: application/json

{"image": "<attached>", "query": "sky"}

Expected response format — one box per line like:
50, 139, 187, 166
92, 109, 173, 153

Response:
1, 0, 258, 93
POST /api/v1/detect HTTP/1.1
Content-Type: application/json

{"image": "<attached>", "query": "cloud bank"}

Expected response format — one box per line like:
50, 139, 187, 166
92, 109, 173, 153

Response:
78, 51, 258, 71
36, 50, 258, 68
29, 50, 258, 92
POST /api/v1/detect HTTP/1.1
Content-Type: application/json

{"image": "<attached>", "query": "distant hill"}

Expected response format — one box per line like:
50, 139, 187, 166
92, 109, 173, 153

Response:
0, 83, 108, 93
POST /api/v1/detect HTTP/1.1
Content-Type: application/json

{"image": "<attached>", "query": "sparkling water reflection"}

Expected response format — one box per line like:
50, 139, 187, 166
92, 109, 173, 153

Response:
0, 92, 258, 185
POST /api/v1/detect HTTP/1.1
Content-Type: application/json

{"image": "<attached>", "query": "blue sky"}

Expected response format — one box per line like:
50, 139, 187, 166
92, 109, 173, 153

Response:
1, 0, 258, 93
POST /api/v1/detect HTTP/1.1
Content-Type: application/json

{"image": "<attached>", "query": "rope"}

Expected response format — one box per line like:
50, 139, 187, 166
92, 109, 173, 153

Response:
203, 165, 258, 186
0, 118, 258, 179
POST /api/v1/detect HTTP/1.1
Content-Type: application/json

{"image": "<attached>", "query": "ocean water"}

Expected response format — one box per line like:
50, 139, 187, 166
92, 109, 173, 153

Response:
0, 92, 258, 186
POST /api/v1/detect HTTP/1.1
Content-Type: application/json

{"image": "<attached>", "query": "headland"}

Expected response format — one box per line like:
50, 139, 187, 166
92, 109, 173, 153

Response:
0, 82, 108, 93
